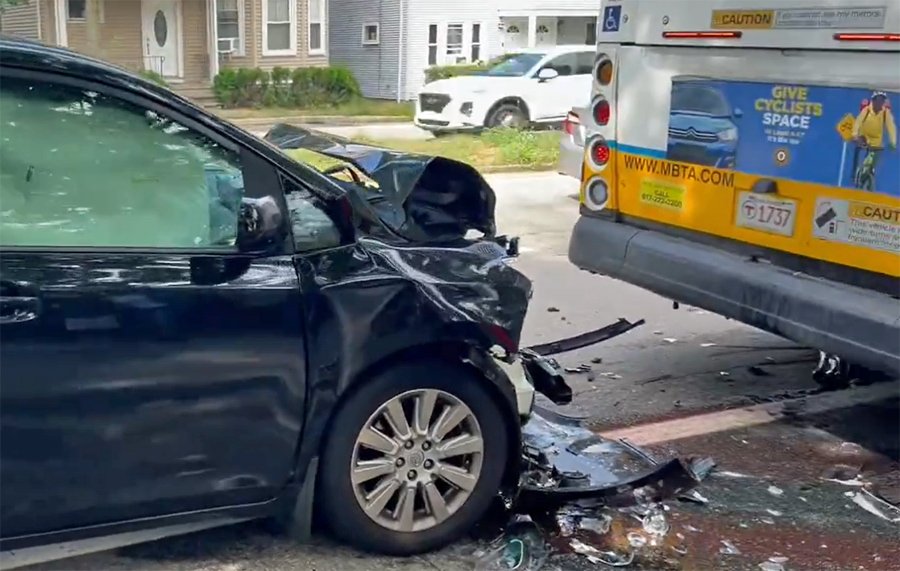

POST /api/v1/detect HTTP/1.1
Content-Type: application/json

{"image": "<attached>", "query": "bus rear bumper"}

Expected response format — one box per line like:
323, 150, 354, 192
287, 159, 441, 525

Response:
568, 215, 900, 376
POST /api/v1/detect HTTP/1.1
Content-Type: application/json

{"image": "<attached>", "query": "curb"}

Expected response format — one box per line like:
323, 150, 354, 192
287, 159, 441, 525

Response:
224, 115, 412, 128
479, 164, 557, 174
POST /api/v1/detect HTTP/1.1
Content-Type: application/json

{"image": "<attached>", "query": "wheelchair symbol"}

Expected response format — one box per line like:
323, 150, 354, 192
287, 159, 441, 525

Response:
603, 6, 622, 32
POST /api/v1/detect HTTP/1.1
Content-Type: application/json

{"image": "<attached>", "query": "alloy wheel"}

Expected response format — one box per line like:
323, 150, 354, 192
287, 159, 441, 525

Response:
350, 389, 484, 533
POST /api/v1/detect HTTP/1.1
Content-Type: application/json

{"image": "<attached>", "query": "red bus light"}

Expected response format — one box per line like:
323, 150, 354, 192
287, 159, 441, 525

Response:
593, 98, 610, 126
588, 137, 610, 168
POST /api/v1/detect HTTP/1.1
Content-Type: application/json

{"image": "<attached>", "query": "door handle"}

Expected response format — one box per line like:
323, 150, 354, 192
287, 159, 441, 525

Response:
0, 280, 41, 325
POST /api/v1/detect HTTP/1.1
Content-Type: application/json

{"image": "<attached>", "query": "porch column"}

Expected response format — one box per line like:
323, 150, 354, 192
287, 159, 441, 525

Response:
526, 14, 537, 48
53, 0, 67, 47
207, 0, 219, 81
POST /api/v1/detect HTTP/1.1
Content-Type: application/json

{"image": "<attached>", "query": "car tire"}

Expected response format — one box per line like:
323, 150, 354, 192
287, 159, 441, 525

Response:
318, 360, 510, 555
486, 103, 528, 130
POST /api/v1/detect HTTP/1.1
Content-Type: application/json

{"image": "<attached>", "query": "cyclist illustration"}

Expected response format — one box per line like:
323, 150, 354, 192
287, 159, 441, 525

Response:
851, 90, 897, 191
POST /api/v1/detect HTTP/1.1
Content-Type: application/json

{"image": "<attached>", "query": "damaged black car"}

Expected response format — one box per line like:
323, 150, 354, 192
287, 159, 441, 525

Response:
0, 39, 663, 569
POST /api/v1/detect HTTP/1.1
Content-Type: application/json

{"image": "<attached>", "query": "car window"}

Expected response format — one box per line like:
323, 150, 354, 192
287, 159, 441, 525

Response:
542, 53, 577, 77
485, 53, 545, 77
0, 75, 244, 249
575, 52, 595, 75
283, 180, 341, 252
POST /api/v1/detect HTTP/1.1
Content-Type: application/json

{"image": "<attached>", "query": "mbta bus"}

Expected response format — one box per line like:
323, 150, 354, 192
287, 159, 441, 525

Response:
570, 0, 899, 384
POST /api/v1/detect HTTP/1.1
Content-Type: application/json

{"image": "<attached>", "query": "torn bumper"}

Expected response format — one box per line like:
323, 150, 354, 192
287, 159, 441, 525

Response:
517, 408, 705, 510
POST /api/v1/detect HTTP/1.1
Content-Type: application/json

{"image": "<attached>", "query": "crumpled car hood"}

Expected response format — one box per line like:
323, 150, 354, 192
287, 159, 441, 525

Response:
265, 124, 496, 243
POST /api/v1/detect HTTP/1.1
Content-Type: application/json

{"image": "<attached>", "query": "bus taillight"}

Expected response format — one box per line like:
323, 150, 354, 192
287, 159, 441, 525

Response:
584, 177, 609, 210
587, 136, 611, 169
594, 55, 613, 86
592, 97, 610, 126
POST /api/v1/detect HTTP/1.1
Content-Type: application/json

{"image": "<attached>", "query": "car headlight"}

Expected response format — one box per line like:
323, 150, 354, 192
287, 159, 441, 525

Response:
718, 127, 738, 142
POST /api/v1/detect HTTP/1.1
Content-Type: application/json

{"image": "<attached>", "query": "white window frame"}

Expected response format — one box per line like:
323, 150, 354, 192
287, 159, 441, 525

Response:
471, 22, 482, 62
308, 0, 327, 55
216, 0, 245, 56
427, 23, 439, 66
445, 22, 464, 57
361, 22, 380, 46
262, 0, 297, 57
66, 0, 104, 23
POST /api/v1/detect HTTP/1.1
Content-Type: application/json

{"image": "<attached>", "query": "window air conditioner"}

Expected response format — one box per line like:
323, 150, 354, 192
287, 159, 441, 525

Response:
217, 38, 238, 54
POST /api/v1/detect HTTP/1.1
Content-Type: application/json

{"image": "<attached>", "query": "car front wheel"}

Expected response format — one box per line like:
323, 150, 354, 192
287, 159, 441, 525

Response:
487, 103, 528, 129
318, 360, 510, 555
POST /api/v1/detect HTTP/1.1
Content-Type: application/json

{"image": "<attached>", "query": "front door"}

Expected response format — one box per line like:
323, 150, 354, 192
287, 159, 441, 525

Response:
0, 69, 306, 537
142, 0, 180, 78
529, 51, 595, 122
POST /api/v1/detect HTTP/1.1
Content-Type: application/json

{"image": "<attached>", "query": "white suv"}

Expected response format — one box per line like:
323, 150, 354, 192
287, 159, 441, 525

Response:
415, 46, 595, 134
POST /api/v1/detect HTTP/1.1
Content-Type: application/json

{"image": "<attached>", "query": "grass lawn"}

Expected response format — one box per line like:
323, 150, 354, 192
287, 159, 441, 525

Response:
217, 98, 414, 120
286, 129, 560, 172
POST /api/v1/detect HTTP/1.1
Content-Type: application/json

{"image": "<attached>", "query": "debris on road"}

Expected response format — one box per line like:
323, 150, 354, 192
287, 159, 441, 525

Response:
471, 407, 712, 569
701, 342, 717, 348
851, 489, 900, 524
565, 364, 593, 374
663, 338, 678, 344
767, 485, 785, 497
547, 307, 561, 313
719, 540, 742, 555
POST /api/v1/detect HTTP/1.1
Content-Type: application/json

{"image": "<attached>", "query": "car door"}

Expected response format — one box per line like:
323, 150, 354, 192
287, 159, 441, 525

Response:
0, 69, 307, 539
528, 51, 595, 122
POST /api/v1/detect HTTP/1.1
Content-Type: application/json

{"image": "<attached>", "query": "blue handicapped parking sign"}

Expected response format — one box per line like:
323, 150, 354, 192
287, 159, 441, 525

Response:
602, 5, 622, 32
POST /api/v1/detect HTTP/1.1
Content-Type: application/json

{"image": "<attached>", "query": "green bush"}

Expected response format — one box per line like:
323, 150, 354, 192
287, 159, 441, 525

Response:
424, 54, 519, 84
138, 69, 169, 87
213, 65, 361, 109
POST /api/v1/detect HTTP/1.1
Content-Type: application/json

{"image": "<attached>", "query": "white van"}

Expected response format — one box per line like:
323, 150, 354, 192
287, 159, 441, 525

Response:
571, 0, 900, 379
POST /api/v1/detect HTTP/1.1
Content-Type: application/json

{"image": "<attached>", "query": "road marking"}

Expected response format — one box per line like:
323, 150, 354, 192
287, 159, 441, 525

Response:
590, 382, 898, 447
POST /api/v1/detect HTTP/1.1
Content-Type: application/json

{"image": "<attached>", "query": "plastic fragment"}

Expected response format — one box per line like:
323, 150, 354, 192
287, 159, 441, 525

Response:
663, 338, 678, 344
852, 489, 900, 523
701, 342, 717, 347
690, 457, 717, 480
627, 532, 648, 548
679, 490, 709, 505
759, 561, 785, 571
719, 540, 742, 555
579, 514, 613, 535
766, 509, 783, 517
569, 540, 634, 567
719, 371, 731, 377
767, 485, 784, 497
642, 507, 671, 540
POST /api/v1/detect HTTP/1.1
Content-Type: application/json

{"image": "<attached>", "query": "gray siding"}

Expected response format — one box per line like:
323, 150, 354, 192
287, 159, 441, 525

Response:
328, 0, 402, 100
0, 0, 41, 40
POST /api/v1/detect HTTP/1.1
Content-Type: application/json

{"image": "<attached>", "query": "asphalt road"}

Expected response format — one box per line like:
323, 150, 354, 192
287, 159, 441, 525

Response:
24, 173, 900, 571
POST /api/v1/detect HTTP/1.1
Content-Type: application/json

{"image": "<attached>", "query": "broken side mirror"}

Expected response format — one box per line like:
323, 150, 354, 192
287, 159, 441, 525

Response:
237, 196, 287, 253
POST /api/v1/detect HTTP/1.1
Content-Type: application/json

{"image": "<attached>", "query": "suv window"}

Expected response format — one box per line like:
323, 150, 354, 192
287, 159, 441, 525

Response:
0, 76, 244, 249
542, 52, 594, 77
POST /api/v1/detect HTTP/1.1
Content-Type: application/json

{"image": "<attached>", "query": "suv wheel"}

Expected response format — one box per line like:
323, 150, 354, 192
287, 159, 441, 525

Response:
487, 103, 528, 129
318, 361, 509, 555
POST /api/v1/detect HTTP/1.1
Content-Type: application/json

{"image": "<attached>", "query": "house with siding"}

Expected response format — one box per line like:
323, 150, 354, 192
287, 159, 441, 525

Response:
328, 0, 599, 101
0, 0, 329, 101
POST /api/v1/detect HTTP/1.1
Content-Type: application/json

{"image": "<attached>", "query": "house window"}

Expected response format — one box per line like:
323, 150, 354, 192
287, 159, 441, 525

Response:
67, 0, 104, 22
217, 0, 244, 55
263, 0, 296, 55
362, 23, 380, 45
427, 24, 438, 66
309, 0, 326, 54
471, 23, 481, 62
446, 23, 463, 56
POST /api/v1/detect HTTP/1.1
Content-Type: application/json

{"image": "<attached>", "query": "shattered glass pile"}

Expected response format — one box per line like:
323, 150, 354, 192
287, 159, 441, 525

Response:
472, 407, 714, 569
